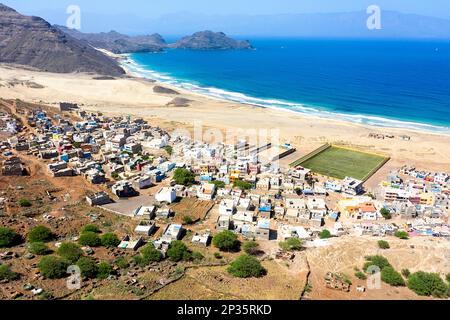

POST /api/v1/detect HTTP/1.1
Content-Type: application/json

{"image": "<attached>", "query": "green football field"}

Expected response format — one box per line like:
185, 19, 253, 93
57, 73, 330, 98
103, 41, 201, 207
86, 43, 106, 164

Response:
299, 146, 388, 180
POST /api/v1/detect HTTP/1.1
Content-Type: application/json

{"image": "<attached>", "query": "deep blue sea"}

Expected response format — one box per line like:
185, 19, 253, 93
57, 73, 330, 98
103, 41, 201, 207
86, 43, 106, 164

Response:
127, 39, 450, 133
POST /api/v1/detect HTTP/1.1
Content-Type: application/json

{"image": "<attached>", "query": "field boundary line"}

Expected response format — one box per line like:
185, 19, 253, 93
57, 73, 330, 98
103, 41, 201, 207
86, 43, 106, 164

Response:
331, 144, 390, 159
289, 143, 331, 167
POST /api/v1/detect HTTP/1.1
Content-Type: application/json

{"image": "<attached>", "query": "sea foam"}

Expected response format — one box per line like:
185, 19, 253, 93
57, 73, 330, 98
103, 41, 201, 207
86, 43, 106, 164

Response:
122, 54, 450, 136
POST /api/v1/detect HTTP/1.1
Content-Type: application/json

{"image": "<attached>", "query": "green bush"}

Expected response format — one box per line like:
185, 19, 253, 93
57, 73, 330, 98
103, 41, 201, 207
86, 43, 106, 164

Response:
182, 216, 195, 225
140, 243, 163, 263
173, 168, 196, 186
233, 180, 253, 190
132, 255, 145, 267
57, 242, 83, 264
407, 272, 449, 298
167, 241, 191, 262
164, 145, 173, 156
363, 255, 391, 272
227, 254, 267, 278
394, 230, 409, 240
192, 251, 204, 262
81, 224, 101, 234
101, 233, 120, 248
381, 266, 405, 286
402, 269, 411, 278
79, 231, 102, 247
355, 271, 367, 280
0, 227, 21, 248
76, 257, 98, 279
319, 230, 331, 239
111, 172, 120, 180
0, 264, 20, 281
38, 256, 69, 279
380, 207, 392, 219
377, 240, 390, 249
212, 231, 240, 252
28, 242, 51, 255
214, 252, 223, 259
28, 226, 53, 243
115, 257, 129, 269
446, 273, 450, 283
18, 199, 32, 207
243, 241, 260, 255
97, 262, 113, 280
279, 238, 303, 251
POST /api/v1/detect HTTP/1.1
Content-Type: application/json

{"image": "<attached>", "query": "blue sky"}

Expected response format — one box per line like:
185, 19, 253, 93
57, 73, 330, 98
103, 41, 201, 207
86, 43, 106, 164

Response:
3, 0, 450, 19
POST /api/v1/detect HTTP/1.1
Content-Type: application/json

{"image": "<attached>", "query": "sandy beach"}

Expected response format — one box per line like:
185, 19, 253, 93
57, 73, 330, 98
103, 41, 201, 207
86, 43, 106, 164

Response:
1, 63, 450, 181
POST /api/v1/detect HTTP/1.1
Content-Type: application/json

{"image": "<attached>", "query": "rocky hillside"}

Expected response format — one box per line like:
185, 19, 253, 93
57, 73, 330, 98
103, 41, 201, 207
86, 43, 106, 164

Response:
170, 31, 253, 50
56, 26, 166, 54
0, 4, 124, 76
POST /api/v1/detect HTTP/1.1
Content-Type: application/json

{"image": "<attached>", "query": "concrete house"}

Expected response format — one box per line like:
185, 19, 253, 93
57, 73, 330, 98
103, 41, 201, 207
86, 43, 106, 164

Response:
161, 224, 183, 243
342, 177, 364, 195
192, 232, 211, 247
219, 199, 236, 216
134, 206, 156, 220
134, 221, 156, 236
118, 236, 144, 251
255, 219, 270, 240
155, 187, 177, 204
216, 215, 231, 230
197, 183, 216, 201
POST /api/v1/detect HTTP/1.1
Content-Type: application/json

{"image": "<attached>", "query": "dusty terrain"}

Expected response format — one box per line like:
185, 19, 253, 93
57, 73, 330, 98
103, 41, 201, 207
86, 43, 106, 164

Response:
1, 68, 450, 301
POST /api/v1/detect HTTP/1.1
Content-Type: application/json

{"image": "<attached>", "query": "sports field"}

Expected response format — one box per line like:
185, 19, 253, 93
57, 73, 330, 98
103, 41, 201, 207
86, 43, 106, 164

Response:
299, 146, 389, 180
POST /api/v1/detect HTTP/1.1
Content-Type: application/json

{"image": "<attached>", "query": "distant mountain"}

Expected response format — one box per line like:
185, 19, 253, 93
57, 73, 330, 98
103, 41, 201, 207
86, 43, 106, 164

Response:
56, 26, 166, 53
56, 28, 253, 52
142, 11, 450, 39
0, 4, 124, 76
170, 31, 252, 50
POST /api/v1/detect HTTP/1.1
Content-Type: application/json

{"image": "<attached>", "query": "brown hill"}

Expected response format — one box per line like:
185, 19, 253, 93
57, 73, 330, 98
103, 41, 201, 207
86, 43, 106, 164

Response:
0, 4, 124, 76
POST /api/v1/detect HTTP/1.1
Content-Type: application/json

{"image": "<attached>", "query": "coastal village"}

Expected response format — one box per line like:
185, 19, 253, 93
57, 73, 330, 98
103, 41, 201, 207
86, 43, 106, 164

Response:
1, 98, 449, 300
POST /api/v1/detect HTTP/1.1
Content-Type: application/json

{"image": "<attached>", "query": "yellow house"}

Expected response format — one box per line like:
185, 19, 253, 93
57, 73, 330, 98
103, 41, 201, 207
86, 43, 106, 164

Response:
379, 181, 390, 187
337, 198, 361, 218
230, 170, 241, 183
419, 193, 435, 206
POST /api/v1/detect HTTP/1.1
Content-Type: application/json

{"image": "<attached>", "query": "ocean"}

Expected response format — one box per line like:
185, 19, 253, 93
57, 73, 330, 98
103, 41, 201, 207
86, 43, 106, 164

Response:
126, 38, 450, 134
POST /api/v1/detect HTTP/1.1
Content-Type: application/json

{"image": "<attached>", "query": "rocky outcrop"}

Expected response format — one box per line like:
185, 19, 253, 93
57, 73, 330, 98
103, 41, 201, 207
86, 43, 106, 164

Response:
153, 85, 179, 95
56, 26, 166, 54
0, 4, 124, 76
166, 97, 191, 107
170, 31, 253, 50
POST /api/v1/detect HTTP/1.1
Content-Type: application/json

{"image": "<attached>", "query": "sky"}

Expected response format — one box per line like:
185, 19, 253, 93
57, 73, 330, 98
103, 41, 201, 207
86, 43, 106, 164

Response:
3, 0, 450, 19
3, 0, 450, 37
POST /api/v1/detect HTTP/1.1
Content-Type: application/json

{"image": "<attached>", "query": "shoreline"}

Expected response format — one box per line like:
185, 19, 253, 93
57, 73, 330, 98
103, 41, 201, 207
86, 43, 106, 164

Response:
119, 52, 450, 137
1, 61, 450, 175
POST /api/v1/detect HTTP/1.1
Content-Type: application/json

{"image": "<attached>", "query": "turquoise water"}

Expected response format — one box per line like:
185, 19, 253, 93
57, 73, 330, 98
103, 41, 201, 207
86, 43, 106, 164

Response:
127, 39, 450, 133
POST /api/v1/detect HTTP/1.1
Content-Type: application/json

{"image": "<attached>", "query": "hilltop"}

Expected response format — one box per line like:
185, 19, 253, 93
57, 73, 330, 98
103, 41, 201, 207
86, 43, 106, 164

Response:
55, 26, 166, 54
0, 4, 124, 76
170, 31, 253, 50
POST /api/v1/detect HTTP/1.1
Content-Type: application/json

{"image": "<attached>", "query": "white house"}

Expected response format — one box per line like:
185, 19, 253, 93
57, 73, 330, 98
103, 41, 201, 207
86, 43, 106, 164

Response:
307, 198, 327, 218
155, 187, 177, 204
219, 199, 236, 216
278, 224, 312, 241
192, 232, 211, 246
134, 221, 156, 236
161, 224, 183, 243
285, 198, 306, 210
197, 183, 216, 201
134, 206, 156, 220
